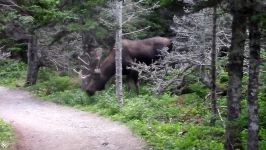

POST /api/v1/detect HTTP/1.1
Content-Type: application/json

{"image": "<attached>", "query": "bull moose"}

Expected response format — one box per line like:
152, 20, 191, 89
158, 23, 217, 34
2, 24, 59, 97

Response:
76, 36, 172, 96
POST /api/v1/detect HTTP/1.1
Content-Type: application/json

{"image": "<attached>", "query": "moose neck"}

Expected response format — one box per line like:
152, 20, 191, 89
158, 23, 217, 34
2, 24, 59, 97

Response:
99, 50, 116, 84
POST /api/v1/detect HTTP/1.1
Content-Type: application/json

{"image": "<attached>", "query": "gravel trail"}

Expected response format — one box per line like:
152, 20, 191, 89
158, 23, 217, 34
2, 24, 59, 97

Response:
0, 87, 145, 150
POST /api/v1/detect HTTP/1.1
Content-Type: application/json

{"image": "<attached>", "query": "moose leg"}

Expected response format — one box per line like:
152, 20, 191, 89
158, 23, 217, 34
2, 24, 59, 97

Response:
128, 71, 139, 95
135, 79, 140, 95
126, 77, 133, 91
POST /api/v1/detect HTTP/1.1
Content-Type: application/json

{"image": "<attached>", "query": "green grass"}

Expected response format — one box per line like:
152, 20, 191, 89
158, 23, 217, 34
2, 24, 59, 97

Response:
70, 85, 225, 150
1, 58, 266, 149
0, 120, 14, 150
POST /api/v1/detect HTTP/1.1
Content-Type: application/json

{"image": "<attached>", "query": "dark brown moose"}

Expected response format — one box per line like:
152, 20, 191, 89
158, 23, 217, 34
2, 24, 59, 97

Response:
76, 37, 172, 96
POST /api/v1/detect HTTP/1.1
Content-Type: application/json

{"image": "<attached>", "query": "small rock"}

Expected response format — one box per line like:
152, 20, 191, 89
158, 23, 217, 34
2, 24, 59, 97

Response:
102, 142, 109, 146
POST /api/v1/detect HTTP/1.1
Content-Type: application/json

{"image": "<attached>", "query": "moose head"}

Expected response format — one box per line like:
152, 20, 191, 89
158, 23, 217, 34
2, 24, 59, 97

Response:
74, 48, 106, 96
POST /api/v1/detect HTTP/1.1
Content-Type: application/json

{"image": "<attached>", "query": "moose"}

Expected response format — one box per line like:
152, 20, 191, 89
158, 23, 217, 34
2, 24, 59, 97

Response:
76, 36, 172, 96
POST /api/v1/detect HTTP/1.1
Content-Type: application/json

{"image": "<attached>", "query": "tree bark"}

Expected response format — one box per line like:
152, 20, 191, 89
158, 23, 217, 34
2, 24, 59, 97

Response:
247, 12, 261, 150
225, 1, 247, 149
115, 0, 123, 105
25, 35, 40, 86
210, 6, 218, 125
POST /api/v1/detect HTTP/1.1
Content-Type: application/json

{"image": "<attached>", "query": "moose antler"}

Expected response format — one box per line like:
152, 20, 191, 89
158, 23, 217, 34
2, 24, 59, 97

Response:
73, 55, 91, 78
93, 48, 103, 74
73, 69, 91, 79
78, 56, 90, 66
74, 47, 103, 79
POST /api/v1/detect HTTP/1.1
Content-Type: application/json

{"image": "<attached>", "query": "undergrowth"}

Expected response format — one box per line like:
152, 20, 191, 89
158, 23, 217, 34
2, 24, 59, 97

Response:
1, 58, 266, 149
0, 120, 14, 150
0, 59, 26, 87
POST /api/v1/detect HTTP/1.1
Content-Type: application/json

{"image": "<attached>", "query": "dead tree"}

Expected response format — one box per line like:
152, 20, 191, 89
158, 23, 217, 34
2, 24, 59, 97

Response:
130, 8, 232, 94
115, 0, 123, 104
99, 0, 159, 104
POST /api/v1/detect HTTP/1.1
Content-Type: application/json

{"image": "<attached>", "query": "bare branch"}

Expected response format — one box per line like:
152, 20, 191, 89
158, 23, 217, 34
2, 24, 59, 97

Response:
0, 45, 5, 50
122, 13, 135, 25
123, 26, 150, 36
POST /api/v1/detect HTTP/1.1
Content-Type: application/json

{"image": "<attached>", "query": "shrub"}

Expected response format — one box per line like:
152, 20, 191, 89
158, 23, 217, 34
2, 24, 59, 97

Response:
0, 120, 14, 149
0, 59, 26, 86
28, 67, 79, 96
47, 89, 88, 105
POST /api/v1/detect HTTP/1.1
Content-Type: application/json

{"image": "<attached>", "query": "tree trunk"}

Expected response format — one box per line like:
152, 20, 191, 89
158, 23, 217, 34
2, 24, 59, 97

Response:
225, 1, 247, 149
115, 0, 123, 105
210, 6, 218, 125
247, 13, 261, 150
25, 35, 40, 86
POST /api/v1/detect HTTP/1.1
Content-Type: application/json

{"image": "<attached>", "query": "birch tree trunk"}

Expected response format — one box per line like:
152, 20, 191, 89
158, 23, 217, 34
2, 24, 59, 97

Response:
115, 0, 123, 104
247, 11, 261, 150
226, 1, 247, 149
25, 35, 40, 86
210, 6, 218, 125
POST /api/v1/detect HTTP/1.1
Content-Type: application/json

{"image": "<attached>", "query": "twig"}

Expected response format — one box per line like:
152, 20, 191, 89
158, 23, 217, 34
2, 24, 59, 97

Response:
217, 107, 226, 128
122, 26, 150, 35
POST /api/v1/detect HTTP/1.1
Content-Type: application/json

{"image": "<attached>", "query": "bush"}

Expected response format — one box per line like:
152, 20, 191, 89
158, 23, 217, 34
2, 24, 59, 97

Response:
0, 120, 14, 149
28, 67, 79, 97
47, 89, 88, 105
84, 89, 225, 149
0, 59, 26, 86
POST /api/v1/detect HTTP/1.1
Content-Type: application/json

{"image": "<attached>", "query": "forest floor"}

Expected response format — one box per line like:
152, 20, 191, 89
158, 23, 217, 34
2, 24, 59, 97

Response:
0, 86, 146, 150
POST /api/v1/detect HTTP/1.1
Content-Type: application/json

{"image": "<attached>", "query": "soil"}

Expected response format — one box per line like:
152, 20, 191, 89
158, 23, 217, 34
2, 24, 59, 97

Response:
0, 87, 146, 150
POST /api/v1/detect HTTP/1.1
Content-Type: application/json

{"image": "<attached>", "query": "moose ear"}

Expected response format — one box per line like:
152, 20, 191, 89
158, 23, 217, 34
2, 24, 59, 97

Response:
92, 48, 103, 75
95, 48, 103, 61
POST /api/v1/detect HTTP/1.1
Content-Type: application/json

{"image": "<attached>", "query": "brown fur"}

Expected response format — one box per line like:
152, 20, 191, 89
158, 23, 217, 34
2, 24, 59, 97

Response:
83, 37, 172, 95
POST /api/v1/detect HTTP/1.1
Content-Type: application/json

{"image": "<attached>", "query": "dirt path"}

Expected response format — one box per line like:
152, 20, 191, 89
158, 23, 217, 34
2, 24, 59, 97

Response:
0, 87, 146, 150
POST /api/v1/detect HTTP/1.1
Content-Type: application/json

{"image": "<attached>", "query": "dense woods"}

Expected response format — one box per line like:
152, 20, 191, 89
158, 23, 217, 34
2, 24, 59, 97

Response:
1, 0, 266, 149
